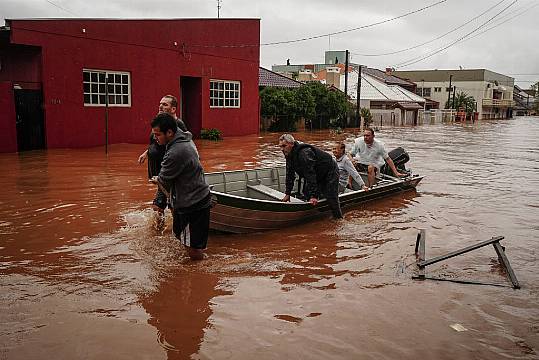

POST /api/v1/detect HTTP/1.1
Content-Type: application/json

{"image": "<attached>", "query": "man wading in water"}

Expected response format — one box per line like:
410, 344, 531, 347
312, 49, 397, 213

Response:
150, 113, 211, 261
138, 95, 188, 212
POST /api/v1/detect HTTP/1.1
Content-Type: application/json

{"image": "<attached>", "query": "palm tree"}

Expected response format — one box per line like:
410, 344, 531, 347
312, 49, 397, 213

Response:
445, 91, 476, 114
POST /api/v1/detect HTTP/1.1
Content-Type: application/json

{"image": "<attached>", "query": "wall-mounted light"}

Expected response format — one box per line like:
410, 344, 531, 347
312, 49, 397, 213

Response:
82, 28, 86, 33
173, 41, 178, 46
13, 84, 22, 90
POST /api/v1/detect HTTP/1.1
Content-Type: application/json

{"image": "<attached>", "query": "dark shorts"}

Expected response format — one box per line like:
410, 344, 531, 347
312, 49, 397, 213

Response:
355, 163, 377, 173
173, 206, 210, 249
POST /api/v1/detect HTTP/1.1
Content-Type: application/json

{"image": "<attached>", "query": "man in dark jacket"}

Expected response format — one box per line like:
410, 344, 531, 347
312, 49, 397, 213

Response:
150, 113, 210, 261
279, 134, 342, 219
138, 95, 188, 212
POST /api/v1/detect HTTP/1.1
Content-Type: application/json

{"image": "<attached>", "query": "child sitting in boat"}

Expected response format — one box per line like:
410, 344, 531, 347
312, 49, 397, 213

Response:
332, 142, 369, 193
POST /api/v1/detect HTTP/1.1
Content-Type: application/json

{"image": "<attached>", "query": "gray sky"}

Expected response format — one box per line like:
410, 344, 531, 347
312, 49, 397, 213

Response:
2, 0, 538, 88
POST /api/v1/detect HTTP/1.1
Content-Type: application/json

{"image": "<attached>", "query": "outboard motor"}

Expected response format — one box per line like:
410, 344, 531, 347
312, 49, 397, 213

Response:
381, 147, 410, 176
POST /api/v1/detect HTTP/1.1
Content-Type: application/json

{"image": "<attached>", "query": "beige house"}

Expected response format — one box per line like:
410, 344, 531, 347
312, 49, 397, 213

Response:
392, 69, 514, 119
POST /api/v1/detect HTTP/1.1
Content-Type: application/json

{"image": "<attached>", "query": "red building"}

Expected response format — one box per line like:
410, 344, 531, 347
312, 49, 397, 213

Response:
0, 18, 260, 152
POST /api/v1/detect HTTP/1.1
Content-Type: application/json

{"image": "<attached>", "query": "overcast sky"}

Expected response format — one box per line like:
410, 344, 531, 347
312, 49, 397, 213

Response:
2, 0, 538, 88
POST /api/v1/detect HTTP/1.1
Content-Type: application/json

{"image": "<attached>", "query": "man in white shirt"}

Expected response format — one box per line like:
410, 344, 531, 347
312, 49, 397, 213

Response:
350, 127, 405, 187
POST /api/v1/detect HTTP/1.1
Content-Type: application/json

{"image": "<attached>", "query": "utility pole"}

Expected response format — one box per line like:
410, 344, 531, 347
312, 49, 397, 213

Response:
356, 65, 362, 129
452, 85, 456, 109
344, 50, 349, 127
217, 0, 222, 18
421, 79, 426, 111
104, 73, 109, 155
447, 74, 453, 108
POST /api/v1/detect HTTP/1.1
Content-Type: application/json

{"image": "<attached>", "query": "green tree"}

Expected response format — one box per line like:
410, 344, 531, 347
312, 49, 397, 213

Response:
294, 85, 316, 120
445, 91, 476, 115
531, 81, 539, 96
303, 82, 348, 129
360, 107, 373, 127
260, 82, 349, 131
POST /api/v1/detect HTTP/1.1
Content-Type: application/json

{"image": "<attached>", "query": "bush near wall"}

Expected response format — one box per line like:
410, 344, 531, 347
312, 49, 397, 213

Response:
200, 128, 222, 141
260, 82, 348, 131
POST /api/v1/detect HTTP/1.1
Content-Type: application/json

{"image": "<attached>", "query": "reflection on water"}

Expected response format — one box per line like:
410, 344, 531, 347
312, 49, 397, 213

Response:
1, 117, 539, 359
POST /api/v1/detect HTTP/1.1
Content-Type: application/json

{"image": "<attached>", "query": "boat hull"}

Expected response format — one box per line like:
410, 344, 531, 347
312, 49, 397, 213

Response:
207, 167, 423, 233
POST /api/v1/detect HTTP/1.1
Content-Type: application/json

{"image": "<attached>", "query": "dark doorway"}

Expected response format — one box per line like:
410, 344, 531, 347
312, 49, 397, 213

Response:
15, 89, 45, 151
180, 76, 202, 137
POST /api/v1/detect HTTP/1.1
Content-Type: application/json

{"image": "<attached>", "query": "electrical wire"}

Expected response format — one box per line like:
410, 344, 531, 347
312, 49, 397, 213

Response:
189, 0, 449, 48
263, 0, 449, 46
351, 0, 506, 57
457, 1, 539, 43
393, 0, 519, 69
44, 0, 78, 16
9, 26, 259, 64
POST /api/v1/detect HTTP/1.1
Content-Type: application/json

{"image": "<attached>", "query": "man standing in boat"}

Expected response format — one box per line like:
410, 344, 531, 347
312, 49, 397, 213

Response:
278, 134, 342, 219
138, 95, 188, 212
150, 113, 210, 261
351, 127, 405, 188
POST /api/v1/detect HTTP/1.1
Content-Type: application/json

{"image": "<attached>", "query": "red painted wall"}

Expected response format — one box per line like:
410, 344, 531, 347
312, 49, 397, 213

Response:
0, 82, 17, 152
2, 19, 260, 150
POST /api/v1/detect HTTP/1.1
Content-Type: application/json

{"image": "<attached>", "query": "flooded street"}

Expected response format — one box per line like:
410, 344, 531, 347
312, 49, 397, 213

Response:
1, 117, 539, 359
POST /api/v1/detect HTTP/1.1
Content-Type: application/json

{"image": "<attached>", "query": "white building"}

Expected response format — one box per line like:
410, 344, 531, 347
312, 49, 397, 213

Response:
393, 69, 514, 119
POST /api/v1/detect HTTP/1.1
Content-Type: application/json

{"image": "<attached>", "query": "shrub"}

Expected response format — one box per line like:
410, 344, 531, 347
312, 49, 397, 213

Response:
200, 128, 222, 141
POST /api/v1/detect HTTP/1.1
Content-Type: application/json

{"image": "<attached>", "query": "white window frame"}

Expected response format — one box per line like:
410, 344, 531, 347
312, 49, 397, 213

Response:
210, 79, 240, 108
83, 69, 131, 107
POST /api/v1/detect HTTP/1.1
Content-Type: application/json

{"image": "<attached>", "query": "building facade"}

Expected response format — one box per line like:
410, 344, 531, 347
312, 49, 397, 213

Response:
392, 69, 514, 120
0, 18, 260, 153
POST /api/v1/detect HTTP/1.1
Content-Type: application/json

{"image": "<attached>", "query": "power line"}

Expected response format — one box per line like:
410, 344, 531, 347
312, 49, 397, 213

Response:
351, 0, 506, 57
393, 0, 519, 69
10, 26, 258, 64
44, 0, 78, 16
460, 1, 539, 43
263, 0, 449, 46
190, 0, 449, 48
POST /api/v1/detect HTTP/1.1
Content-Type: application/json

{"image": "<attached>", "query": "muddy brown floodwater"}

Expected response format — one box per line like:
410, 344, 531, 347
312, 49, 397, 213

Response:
1, 117, 539, 359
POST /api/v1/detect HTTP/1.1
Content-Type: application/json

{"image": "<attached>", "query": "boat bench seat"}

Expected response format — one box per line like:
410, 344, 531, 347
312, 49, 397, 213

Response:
246, 184, 303, 203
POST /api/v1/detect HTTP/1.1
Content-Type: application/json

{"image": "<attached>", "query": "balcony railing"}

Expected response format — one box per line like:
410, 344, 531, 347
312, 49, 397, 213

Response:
482, 99, 515, 107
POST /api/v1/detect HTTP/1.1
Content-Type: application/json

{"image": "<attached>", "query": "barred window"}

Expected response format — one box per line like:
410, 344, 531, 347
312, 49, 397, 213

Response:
416, 87, 431, 97
83, 69, 131, 107
210, 80, 240, 108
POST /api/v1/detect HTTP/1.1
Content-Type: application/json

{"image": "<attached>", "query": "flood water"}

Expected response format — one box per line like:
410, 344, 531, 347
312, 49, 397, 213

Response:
1, 117, 538, 359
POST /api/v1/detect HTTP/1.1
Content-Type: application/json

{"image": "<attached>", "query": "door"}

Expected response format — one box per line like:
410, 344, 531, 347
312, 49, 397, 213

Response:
180, 77, 202, 137
15, 89, 45, 151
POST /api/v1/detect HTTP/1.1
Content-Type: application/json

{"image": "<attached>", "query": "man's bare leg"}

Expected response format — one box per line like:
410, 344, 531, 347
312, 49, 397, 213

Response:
367, 165, 376, 187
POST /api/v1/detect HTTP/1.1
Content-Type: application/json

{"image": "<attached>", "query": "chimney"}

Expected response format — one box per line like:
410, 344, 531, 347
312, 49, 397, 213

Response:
326, 67, 341, 88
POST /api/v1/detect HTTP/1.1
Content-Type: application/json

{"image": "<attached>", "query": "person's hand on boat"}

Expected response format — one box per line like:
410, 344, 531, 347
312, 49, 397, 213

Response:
281, 194, 290, 202
138, 150, 148, 164
362, 185, 369, 191
395, 171, 407, 178
149, 176, 159, 184
152, 204, 165, 213
309, 197, 318, 206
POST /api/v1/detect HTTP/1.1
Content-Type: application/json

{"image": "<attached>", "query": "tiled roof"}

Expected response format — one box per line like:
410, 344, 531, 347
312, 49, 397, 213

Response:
259, 67, 302, 88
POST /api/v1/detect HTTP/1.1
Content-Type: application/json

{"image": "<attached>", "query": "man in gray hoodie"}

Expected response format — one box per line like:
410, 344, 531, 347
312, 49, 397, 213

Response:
150, 113, 211, 261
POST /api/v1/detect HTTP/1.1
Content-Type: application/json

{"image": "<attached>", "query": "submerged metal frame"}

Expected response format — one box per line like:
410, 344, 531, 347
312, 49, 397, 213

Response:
413, 230, 520, 289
